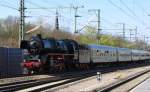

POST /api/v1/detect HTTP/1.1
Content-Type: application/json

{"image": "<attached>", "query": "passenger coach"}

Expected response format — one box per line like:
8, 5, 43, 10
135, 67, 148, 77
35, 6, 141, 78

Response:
78, 44, 150, 65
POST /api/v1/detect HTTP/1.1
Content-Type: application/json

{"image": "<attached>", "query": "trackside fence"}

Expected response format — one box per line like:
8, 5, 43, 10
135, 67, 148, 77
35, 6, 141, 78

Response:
0, 47, 23, 78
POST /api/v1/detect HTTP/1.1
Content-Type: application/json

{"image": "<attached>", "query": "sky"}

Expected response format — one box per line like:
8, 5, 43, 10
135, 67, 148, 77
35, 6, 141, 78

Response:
1, 0, 150, 42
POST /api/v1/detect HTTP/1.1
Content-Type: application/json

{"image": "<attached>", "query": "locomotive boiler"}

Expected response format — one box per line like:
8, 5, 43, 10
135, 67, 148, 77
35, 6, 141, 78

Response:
20, 34, 79, 74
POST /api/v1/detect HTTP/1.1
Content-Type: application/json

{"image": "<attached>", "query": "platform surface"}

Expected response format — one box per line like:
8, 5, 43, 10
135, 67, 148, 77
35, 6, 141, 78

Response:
130, 78, 150, 92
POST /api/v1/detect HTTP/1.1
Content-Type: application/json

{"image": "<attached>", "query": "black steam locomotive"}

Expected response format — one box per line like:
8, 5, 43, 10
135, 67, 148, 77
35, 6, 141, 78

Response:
21, 34, 80, 74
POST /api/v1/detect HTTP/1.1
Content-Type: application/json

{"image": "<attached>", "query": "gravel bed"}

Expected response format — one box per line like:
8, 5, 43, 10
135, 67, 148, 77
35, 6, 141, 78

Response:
110, 72, 150, 92
0, 75, 53, 85
46, 66, 150, 92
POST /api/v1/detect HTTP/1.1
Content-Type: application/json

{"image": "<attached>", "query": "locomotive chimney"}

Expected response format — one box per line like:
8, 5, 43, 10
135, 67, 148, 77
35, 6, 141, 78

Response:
36, 34, 42, 39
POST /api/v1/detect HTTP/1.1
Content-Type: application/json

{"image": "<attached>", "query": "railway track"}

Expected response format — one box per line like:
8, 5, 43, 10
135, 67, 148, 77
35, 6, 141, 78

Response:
0, 62, 150, 92
0, 69, 101, 92
96, 67, 150, 92
17, 73, 95, 92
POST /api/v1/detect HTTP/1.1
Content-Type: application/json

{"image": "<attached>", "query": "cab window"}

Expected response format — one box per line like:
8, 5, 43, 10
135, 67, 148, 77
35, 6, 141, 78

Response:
42, 39, 52, 48
57, 41, 67, 51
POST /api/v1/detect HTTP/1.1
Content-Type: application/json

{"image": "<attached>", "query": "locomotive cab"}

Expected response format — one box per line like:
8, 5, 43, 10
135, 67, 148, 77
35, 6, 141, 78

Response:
20, 34, 81, 74
20, 40, 30, 50
59, 39, 79, 70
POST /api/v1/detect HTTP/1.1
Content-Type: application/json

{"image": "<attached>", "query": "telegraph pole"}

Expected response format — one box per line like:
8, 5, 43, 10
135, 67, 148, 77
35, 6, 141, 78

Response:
88, 9, 101, 44
19, 0, 26, 44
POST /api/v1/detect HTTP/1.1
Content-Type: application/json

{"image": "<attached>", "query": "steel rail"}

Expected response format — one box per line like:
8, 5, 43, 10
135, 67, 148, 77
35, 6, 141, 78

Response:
96, 68, 150, 92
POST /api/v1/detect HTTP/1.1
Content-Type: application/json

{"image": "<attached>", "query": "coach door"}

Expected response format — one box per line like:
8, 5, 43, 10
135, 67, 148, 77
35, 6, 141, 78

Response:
70, 42, 79, 61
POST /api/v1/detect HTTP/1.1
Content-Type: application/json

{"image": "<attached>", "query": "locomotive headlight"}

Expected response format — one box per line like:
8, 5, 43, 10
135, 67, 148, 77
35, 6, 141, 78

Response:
38, 59, 41, 62
23, 59, 26, 62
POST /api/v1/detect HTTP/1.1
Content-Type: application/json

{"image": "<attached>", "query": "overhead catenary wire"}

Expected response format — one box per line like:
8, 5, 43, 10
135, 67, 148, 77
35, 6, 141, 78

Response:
35, 0, 73, 16
25, 0, 72, 29
107, 0, 150, 29
2, 0, 18, 7
119, 0, 150, 29
25, 0, 90, 33
107, 0, 136, 20
0, 3, 18, 10
25, 0, 75, 24
26, 0, 72, 17
119, 0, 136, 16
26, 0, 104, 32
25, 0, 56, 14
42, 0, 61, 6
101, 18, 116, 27
25, 0, 143, 38
77, 14, 97, 32
26, 8, 96, 30
135, 0, 149, 15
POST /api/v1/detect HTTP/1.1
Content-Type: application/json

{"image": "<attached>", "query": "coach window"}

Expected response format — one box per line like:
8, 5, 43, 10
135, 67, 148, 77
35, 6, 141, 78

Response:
43, 39, 52, 48
97, 50, 99, 52
105, 51, 109, 53
57, 41, 67, 51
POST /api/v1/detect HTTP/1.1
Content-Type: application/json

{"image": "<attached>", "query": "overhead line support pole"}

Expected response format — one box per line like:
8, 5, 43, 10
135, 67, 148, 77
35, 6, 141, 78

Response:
73, 6, 84, 40
117, 23, 125, 40
135, 26, 137, 41
74, 7, 78, 34
19, 0, 26, 46
97, 9, 101, 44
123, 23, 125, 40
88, 9, 101, 44
73, 6, 84, 34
